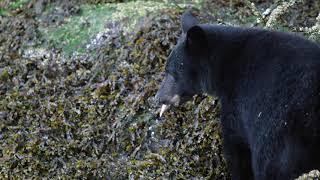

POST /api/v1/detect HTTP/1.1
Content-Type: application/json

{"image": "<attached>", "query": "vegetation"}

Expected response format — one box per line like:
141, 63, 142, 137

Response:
0, 0, 319, 179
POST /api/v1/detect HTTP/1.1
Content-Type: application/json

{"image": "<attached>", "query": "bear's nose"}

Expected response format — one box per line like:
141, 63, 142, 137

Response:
155, 91, 171, 105
155, 91, 166, 105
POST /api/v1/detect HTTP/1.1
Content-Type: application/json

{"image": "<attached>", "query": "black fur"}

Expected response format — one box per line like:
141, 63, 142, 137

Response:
156, 11, 320, 180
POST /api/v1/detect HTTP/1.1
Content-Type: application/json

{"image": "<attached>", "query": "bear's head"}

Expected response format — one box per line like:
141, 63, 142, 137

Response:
155, 11, 210, 116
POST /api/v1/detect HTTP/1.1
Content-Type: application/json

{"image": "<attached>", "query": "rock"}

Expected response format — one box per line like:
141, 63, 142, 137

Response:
296, 170, 320, 180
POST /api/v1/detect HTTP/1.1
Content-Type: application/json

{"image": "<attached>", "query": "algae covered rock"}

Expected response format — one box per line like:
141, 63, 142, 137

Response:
0, 2, 228, 178
296, 170, 320, 180
2, 0, 319, 179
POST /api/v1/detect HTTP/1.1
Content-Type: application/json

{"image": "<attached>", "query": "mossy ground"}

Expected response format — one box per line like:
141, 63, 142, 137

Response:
39, 1, 200, 55
0, 0, 320, 179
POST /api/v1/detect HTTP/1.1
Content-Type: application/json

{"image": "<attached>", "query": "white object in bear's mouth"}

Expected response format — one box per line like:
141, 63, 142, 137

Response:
159, 104, 169, 117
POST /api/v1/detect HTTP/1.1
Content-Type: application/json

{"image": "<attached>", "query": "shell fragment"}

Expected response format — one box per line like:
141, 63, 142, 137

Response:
159, 104, 169, 117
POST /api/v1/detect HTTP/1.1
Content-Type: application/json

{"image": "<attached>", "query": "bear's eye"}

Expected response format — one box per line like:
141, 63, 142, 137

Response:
164, 42, 186, 77
178, 62, 184, 72
172, 53, 184, 75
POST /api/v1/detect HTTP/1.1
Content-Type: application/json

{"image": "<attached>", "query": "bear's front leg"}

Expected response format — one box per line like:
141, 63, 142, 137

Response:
251, 135, 320, 180
221, 115, 253, 180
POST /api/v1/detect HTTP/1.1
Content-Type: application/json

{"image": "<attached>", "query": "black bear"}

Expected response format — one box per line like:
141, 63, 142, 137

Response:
155, 11, 320, 180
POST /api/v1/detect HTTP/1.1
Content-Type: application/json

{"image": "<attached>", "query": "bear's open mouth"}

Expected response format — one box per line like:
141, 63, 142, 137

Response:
159, 94, 180, 117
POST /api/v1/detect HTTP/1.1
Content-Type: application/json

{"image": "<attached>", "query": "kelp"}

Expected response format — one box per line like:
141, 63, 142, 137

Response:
1, 0, 320, 179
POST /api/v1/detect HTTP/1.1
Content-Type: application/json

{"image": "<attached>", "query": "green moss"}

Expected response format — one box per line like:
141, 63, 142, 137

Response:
0, 8, 9, 16
0, 68, 10, 82
9, 0, 31, 10
40, 1, 194, 56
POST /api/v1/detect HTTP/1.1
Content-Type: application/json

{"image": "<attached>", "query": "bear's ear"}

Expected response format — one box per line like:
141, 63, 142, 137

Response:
181, 10, 199, 33
186, 25, 208, 55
